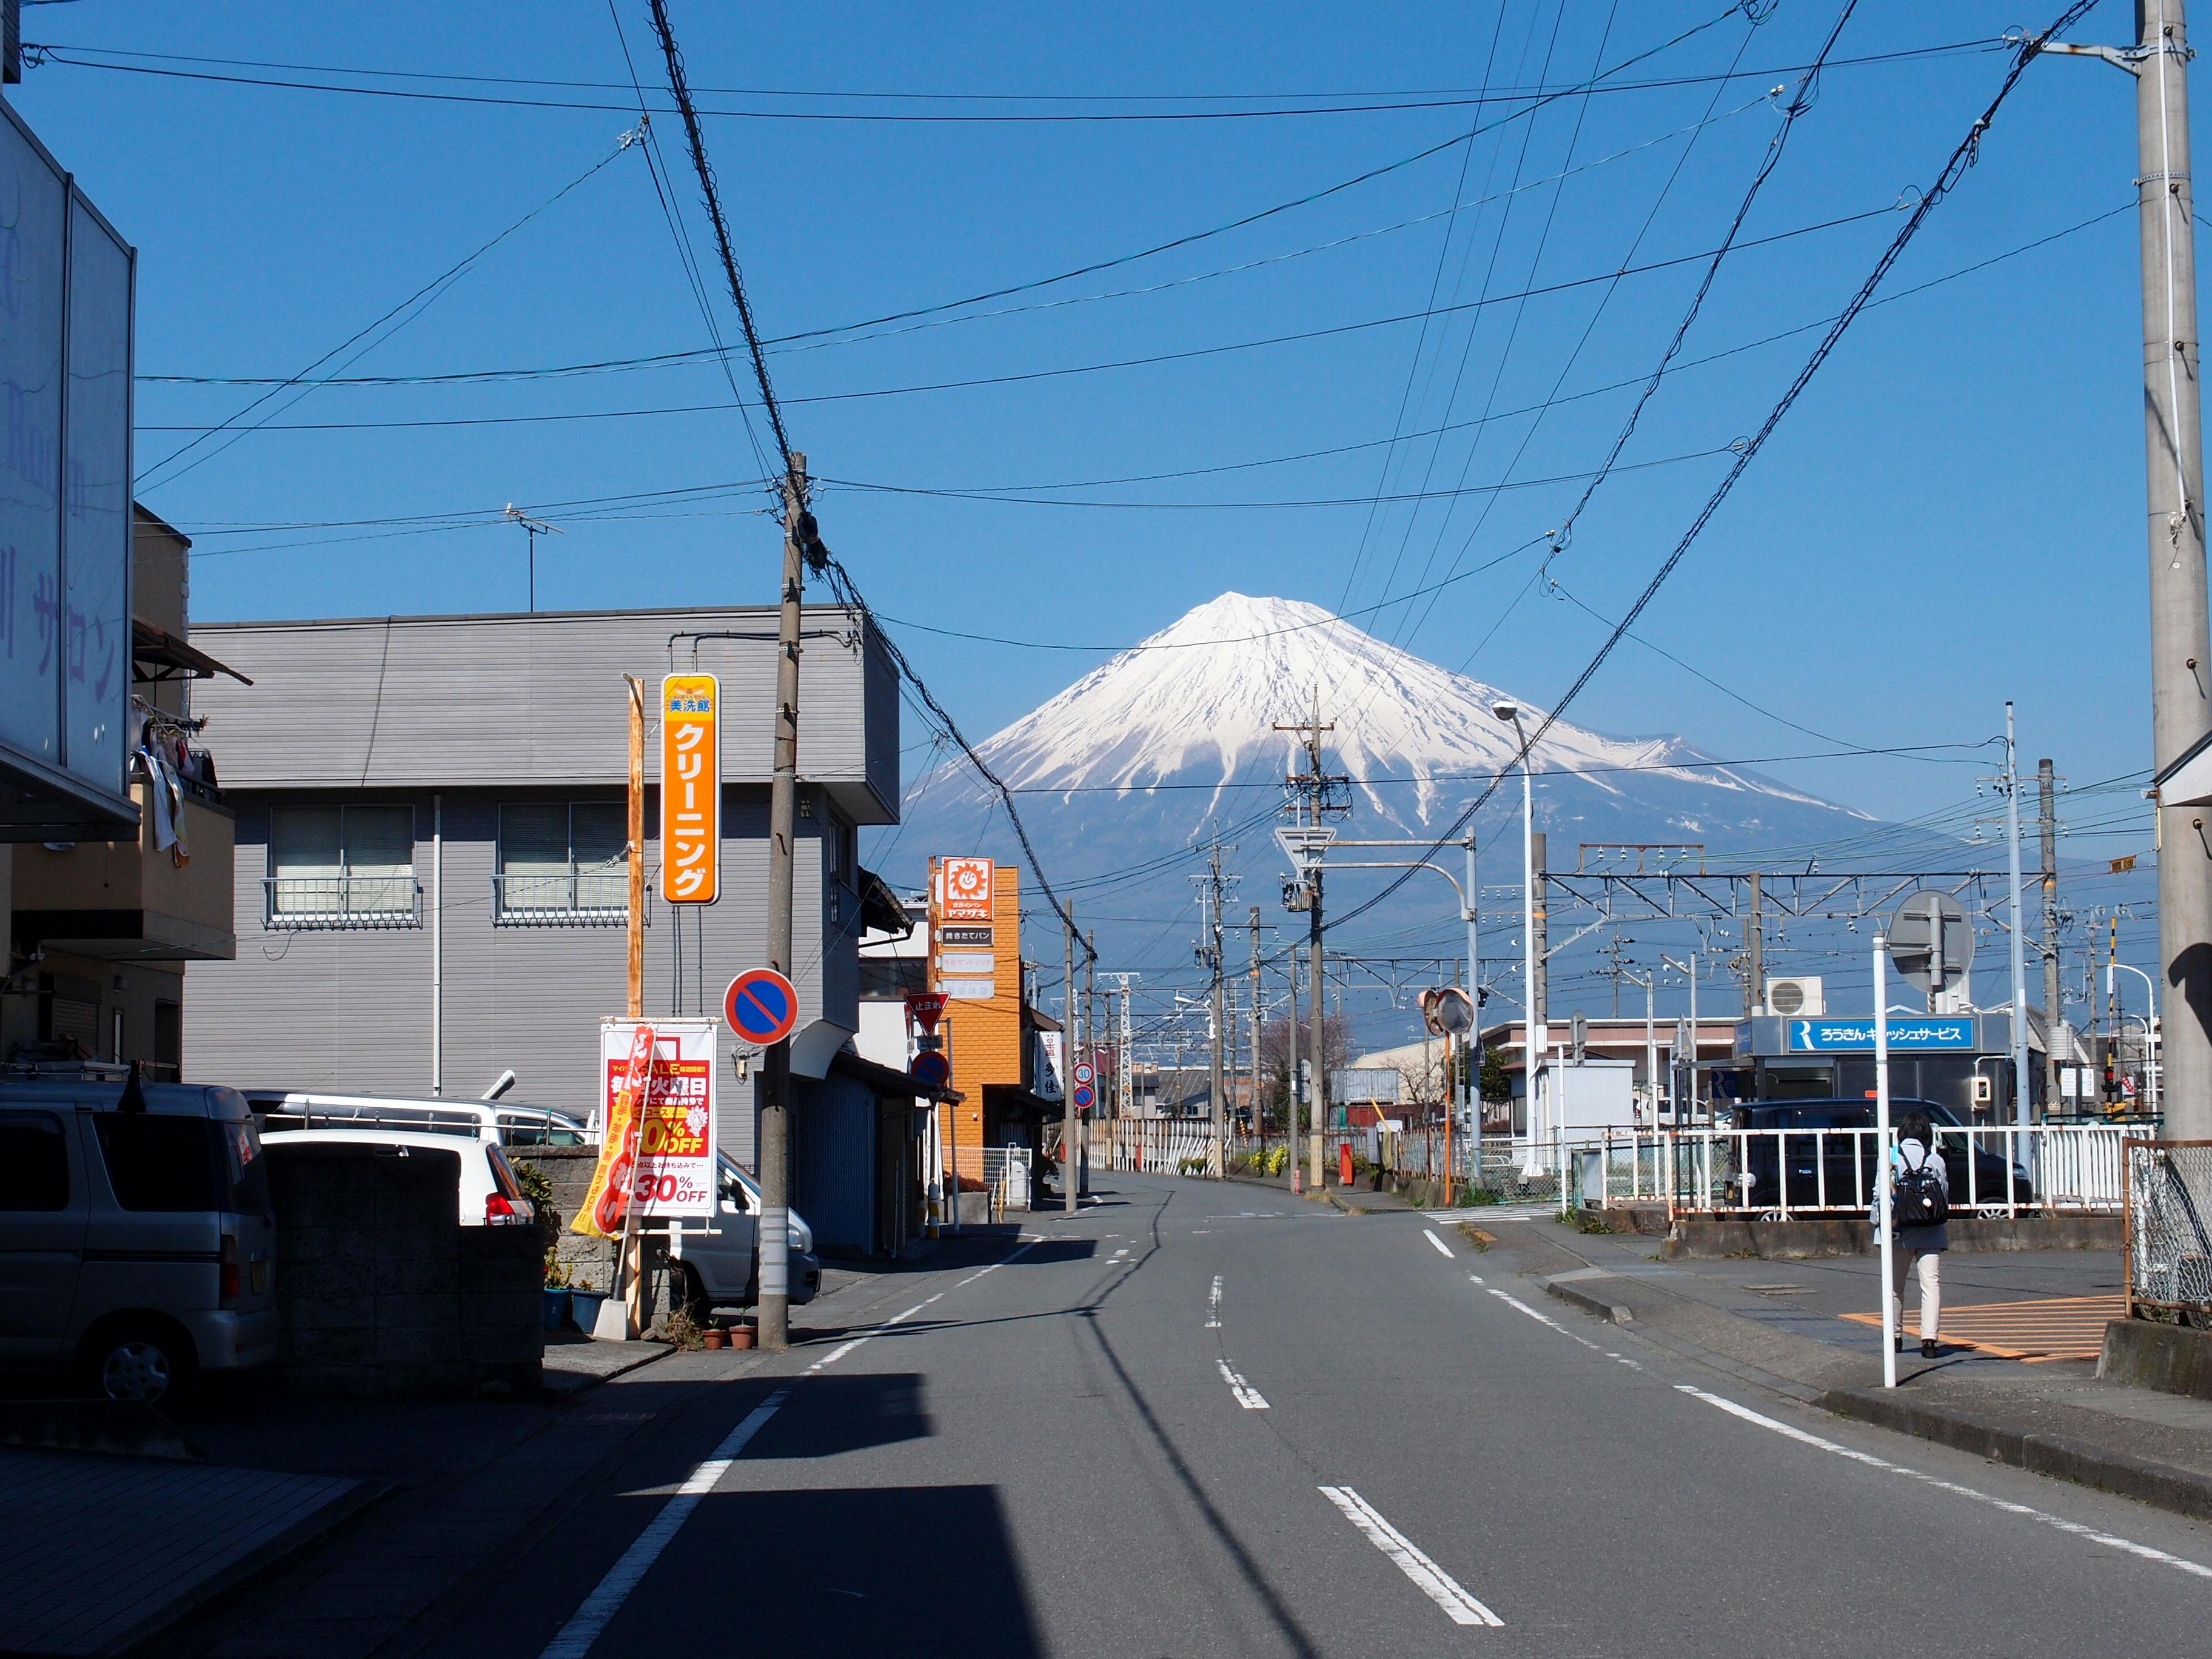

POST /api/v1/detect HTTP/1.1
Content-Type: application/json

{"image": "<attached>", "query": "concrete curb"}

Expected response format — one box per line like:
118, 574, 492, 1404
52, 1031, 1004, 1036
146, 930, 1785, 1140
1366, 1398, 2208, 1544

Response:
1815, 1386, 2212, 1523
1544, 1278, 1634, 1327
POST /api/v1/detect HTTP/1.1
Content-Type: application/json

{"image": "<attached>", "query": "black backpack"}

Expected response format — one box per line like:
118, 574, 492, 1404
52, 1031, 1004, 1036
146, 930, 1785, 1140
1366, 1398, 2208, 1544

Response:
1894, 1146, 1949, 1228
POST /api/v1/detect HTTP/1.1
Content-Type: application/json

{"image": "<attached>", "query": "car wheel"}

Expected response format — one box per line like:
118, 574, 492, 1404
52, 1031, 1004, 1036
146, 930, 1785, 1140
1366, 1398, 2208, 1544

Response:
88, 1326, 193, 1405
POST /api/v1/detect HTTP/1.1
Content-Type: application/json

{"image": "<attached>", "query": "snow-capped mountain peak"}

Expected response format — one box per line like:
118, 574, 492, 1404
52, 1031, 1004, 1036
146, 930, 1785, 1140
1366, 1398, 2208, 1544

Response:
944, 591, 1838, 831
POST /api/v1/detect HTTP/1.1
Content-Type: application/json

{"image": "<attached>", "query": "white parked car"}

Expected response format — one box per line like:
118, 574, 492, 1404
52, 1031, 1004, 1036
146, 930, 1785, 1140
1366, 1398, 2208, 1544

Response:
668, 1154, 819, 1312
250, 1093, 817, 1308
258, 1128, 537, 1227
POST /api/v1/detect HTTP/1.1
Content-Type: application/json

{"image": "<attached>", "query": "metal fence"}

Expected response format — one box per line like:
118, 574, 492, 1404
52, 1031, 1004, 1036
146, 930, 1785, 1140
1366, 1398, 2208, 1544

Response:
1592, 1124, 2125, 1219
977, 1147, 1032, 1213
2125, 1139, 2212, 1320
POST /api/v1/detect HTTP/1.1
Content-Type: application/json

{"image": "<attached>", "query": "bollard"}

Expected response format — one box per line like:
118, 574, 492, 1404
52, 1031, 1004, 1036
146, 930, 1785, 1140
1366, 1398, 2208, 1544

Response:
1338, 1141, 1355, 1188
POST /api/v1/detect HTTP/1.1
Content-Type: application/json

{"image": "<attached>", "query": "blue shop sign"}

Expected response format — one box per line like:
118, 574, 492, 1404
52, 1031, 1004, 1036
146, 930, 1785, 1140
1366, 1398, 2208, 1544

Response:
1788, 1018, 1976, 1052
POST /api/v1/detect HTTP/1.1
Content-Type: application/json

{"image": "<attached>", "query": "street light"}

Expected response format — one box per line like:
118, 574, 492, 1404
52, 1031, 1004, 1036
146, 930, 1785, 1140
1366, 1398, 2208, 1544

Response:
1493, 702, 1547, 1168
2108, 959, 2161, 1120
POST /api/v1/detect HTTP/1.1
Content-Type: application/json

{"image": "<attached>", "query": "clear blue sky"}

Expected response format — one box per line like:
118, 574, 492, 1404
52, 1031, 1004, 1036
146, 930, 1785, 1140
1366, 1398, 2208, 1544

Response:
3, 1, 2171, 954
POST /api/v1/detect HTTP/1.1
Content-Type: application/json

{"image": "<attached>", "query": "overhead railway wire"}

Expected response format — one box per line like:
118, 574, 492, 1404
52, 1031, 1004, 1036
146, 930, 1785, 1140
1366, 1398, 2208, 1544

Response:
1322, 1, 2106, 943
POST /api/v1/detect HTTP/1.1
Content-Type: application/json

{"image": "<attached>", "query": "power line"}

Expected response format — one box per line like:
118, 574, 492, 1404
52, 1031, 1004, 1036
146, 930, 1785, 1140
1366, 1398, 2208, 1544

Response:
22, 31, 2006, 122
1326, 0, 2103, 940
133, 131, 640, 492
131, 199, 1905, 436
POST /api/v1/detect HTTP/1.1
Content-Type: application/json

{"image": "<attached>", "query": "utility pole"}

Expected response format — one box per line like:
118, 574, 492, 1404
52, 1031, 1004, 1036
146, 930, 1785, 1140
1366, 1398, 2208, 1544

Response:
1248, 907, 1263, 1142
1194, 840, 1231, 1177
2137, 0, 2212, 1138
1600, 934, 1634, 1019
1084, 930, 1096, 1196
2005, 703, 2032, 1126
755, 454, 811, 1352
1278, 698, 1346, 1191
1747, 871, 1765, 1016
2040, 759, 2063, 1113
2049, 2, 2212, 1136
625, 677, 645, 1019
1064, 904, 1078, 1215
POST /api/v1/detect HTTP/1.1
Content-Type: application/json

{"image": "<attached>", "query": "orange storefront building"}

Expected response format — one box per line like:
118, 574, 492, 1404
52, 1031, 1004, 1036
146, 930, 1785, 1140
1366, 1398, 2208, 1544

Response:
928, 858, 1063, 1178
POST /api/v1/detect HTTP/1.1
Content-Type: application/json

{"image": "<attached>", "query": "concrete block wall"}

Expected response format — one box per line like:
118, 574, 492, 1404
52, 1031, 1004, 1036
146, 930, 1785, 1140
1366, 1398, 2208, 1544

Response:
270, 1144, 542, 1395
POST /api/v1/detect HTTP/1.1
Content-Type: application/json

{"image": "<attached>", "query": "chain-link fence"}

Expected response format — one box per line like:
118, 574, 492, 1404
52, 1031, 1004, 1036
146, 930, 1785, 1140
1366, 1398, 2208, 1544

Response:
2125, 1139, 2212, 1321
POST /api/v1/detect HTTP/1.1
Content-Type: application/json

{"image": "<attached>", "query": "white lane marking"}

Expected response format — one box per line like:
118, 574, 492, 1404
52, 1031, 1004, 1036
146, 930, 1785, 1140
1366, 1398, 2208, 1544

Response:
540, 1390, 788, 1657
1467, 1273, 1485, 1285
1207, 1274, 1223, 1329
1674, 1385, 2212, 1582
806, 1302, 927, 1373
1423, 1229, 1454, 1258
1216, 1358, 1270, 1410
1484, 1285, 1602, 1351
954, 1237, 1042, 1287
1318, 1486, 1502, 1626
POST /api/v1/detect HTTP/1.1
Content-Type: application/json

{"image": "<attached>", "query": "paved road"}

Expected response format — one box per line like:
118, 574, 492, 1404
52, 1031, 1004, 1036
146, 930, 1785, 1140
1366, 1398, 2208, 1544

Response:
432, 1174, 2212, 1657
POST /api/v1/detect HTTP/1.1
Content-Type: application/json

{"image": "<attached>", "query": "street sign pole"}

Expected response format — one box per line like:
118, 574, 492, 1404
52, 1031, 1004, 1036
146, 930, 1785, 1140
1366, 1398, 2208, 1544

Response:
1875, 935, 1897, 1391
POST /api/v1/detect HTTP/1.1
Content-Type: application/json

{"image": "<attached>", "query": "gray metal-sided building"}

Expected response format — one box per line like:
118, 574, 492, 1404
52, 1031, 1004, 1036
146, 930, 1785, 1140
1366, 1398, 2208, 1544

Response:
184, 604, 928, 1255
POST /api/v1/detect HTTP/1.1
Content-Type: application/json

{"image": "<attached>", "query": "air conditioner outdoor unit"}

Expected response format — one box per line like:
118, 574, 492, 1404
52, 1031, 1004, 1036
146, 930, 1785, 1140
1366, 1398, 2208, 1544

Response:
1765, 976, 1825, 1017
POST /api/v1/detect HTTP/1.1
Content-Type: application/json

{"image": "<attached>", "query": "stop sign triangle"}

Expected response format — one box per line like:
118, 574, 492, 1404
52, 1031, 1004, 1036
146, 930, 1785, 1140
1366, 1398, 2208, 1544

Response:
906, 991, 948, 1033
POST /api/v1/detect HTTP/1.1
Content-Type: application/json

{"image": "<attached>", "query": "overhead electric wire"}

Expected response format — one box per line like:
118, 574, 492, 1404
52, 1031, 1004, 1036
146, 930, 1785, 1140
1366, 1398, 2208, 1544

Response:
1333, 0, 1523, 618
1327, 1, 2102, 940
133, 199, 1906, 437
133, 131, 640, 492
22, 31, 2006, 121
638, 0, 1091, 952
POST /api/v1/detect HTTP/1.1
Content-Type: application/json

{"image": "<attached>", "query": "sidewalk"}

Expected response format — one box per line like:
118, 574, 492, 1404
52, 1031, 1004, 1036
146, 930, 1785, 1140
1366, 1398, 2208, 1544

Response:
1484, 1213, 2212, 1523
0, 1447, 378, 1658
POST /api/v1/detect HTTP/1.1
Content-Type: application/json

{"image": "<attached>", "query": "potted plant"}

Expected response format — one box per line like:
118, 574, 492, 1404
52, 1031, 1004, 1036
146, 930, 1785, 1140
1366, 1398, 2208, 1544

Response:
542, 1249, 572, 1332
568, 1276, 608, 1334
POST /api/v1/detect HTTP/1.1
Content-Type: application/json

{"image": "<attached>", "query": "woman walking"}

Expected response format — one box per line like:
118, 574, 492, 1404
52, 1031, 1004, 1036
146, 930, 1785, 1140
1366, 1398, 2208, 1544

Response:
1889, 1111, 1950, 1358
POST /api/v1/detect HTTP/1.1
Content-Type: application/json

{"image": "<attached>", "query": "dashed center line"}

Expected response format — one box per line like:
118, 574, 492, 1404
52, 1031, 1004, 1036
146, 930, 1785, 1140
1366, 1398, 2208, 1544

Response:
1207, 1274, 1224, 1329
1319, 1486, 1502, 1626
1217, 1359, 1270, 1409
1423, 1229, 1455, 1258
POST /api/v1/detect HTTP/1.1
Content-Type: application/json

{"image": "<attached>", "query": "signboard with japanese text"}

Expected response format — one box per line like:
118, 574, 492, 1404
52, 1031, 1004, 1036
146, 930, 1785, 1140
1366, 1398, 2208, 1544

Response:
660, 674, 720, 904
940, 857, 995, 922
1787, 1018, 1977, 1052
599, 1019, 719, 1219
0, 101, 135, 823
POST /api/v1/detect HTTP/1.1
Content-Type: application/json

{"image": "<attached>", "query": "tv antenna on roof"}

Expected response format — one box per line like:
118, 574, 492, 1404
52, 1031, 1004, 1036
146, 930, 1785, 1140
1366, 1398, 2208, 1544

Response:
504, 504, 564, 613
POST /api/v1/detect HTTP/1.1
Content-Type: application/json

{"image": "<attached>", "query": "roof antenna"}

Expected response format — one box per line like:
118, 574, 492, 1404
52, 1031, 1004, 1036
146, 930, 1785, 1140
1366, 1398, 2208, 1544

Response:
117, 1059, 149, 1114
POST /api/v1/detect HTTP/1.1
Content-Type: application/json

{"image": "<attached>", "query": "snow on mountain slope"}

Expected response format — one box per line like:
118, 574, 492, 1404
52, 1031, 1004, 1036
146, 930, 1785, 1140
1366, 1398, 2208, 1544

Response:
911, 592, 1862, 842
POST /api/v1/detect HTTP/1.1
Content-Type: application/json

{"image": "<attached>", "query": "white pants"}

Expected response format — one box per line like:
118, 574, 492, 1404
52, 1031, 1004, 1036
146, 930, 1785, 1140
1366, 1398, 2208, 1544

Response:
1892, 1249, 1942, 1341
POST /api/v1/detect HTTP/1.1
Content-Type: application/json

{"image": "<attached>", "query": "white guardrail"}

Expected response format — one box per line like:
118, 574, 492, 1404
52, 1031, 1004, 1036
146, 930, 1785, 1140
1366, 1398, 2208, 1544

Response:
1586, 1124, 2125, 1218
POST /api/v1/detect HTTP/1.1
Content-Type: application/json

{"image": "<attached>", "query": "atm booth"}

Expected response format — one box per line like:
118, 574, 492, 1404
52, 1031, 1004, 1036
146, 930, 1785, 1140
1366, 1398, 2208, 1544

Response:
1704, 1013, 2044, 1124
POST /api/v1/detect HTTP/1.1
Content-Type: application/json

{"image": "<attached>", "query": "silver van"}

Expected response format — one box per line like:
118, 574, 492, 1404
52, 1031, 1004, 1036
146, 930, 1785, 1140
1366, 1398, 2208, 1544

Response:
0, 1071, 277, 1402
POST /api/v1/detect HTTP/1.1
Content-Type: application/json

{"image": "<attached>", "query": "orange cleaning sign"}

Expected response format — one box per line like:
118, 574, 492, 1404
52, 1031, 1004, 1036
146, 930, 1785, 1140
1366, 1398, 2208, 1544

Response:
661, 673, 720, 905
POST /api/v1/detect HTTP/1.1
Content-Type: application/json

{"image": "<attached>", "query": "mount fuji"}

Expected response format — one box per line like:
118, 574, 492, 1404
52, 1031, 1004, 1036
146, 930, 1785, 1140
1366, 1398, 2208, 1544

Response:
876, 593, 1899, 984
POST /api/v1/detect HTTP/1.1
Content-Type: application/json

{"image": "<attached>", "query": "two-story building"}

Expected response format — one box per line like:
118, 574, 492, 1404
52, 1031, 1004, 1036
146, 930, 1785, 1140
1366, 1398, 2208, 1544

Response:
184, 604, 933, 1255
